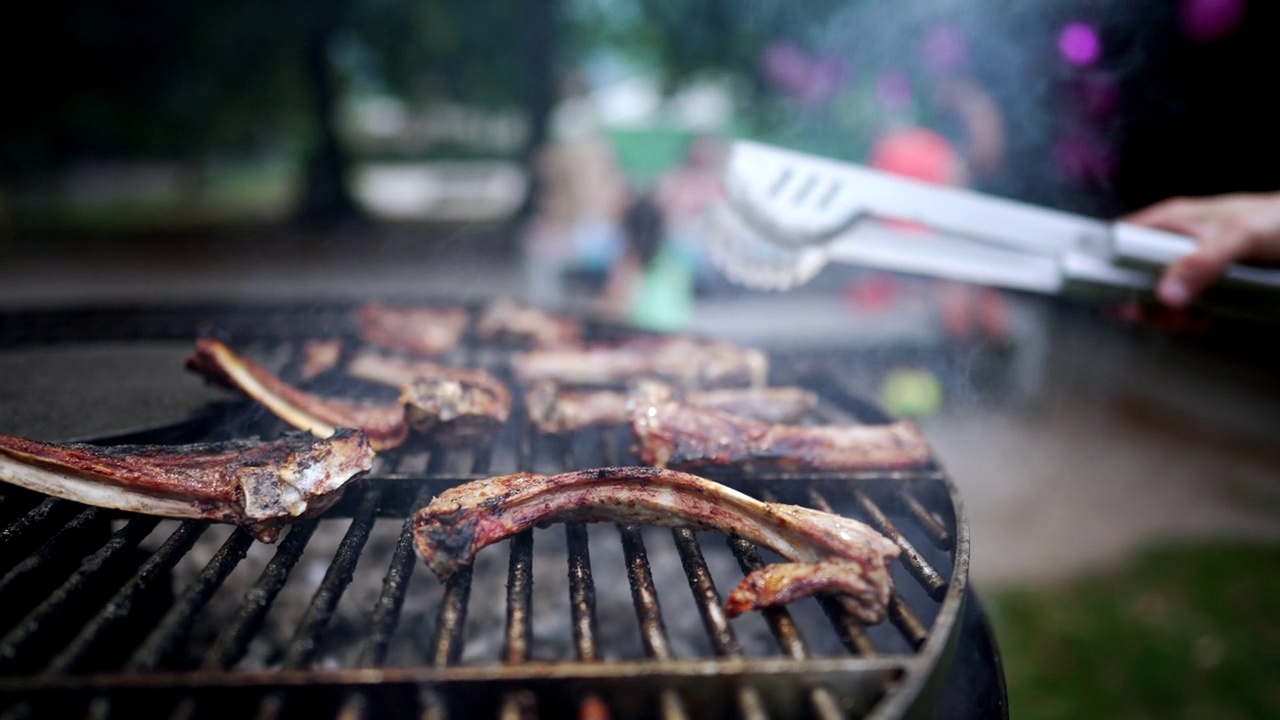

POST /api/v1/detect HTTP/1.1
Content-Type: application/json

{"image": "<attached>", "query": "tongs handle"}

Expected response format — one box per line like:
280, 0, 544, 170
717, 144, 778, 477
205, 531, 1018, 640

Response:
1111, 223, 1280, 290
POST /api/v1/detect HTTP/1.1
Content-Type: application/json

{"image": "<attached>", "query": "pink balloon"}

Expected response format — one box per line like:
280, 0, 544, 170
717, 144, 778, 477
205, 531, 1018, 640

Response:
1058, 22, 1102, 67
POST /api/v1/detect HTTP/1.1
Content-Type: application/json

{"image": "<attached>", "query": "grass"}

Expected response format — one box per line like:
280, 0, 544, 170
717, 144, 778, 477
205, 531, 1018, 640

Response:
988, 543, 1280, 720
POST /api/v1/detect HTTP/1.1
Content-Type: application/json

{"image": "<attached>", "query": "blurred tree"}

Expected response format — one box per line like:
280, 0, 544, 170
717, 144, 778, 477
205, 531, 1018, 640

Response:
1, 0, 554, 225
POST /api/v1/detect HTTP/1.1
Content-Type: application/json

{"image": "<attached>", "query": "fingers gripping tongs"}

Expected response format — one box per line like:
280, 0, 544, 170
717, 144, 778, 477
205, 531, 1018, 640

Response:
706, 140, 1280, 305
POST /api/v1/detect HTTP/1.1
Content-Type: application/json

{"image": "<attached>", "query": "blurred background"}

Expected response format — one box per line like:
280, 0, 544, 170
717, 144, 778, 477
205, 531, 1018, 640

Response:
2, 0, 1280, 717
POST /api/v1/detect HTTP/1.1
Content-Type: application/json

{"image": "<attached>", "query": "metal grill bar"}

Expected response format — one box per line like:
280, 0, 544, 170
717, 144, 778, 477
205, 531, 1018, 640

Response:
0, 517, 159, 671
357, 484, 434, 668
202, 519, 322, 669
283, 487, 384, 669
503, 531, 536, 664
425, 449, 478, 669
671, 529, 742, 658
125, 528, 256, 671
755, 488, 879, 659
805, 489, 932, 649
565, 523, 599, 662
728, 538, 843, 720
852, 490, 947, 600
0, 507, 104, 602
0, 498, 70, 556
428, 569, 473, 667
895, 489, 952, 550
619, 524, 690, 720
556, 439, 610, 720
44, 521, 207, 675
254, 487, 386, 720
671, 529, 770, 720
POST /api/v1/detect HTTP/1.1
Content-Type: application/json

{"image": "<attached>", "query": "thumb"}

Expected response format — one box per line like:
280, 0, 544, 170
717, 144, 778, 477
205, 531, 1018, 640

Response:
1157, 231, 1248, 307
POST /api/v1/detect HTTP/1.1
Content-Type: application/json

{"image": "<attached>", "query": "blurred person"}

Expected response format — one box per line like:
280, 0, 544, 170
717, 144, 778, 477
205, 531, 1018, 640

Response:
869, 126, 1010, 343
654, 135, 723, 286
1125, 191, 1280, 308
598, 194, 695, 333
522, 72, 629, 307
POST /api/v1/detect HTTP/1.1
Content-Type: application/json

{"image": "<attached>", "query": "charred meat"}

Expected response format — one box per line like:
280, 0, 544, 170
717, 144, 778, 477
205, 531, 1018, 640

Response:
187, 339, 410, 451
413, 466, 899, 623
524, 381, 630, 434
525, 380, 817, 434
513, 336, 768, 389
400, 372, 512, 447
724, 560, 892, 618
345, 350, 512, 446
689, 386, 818, 424
631, 389, 930, 471
300, 338, 343, 381
0, 429, 373, 542
476, 297, 582, 349
355, 301, 469, 356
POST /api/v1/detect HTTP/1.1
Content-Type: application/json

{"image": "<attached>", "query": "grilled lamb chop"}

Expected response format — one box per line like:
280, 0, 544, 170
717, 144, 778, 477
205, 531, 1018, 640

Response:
399, 373, 512, 447
355, 301, 469, 356
512, 336, 768, 389
346, 350, 512, 445
524, 381, 631, 434
724, 560, 891, 618
187, 339, 410, 451
414, 466, 899, 622
0, 429, 373, 542
630, 389, 930, 471
525, 380, 818, 434
189, 341, 508, 449
690, 386, 818, 424
300, 338, 343, 381
476, 297, 582, 349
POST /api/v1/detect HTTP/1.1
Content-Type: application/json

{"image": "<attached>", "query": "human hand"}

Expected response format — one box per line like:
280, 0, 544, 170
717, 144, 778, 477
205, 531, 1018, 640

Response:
1123, 191, 1280, 307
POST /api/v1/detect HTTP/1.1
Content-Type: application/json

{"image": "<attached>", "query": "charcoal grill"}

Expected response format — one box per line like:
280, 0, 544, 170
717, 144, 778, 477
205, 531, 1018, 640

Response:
0, 302, 991, 719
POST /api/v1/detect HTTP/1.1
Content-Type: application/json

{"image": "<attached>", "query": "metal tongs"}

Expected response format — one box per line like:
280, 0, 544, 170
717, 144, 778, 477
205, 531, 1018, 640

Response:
706, 140, 1280, 309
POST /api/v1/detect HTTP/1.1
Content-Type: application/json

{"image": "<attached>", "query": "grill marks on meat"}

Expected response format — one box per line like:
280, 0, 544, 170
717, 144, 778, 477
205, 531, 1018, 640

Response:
187, 339, 410, 451
476, 297, 582, 349
525, 381, 631, 434
345, 350, 512, 446
689, 386, 819, 424
513, 336, 768, 389
631, 391, 930, 471
0, 429, 373, 542
399, 373, 512, 448
300, 338, 343, 381
525, 380, 818, 434
355, 301, 469, 356
413, 466, 900, 623
190, 341, 510, 450
724, 560, 891, 619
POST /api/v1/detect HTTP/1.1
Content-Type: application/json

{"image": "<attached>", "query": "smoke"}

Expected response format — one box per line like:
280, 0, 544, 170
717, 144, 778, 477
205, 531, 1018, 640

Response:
757, 0, 1181, 216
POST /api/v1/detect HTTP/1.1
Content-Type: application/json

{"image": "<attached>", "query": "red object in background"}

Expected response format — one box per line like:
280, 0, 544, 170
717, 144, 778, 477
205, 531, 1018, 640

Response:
1109, 300, 1214, 336
842, 273, 901, 313
869, 127, 963, 186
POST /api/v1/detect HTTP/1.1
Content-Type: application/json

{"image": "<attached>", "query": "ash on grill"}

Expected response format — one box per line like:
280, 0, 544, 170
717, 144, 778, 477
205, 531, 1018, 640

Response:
0, 303, 966, 720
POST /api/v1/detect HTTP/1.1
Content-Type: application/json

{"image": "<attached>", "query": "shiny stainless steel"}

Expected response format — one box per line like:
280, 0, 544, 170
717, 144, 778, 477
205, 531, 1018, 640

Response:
709, 139, 1280, 296
0, 304, 971, 719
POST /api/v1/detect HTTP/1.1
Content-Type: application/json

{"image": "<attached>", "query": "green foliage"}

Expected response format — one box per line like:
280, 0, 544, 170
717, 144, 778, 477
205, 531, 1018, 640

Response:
1, 0, 539, 173
989, 543, 1280, 720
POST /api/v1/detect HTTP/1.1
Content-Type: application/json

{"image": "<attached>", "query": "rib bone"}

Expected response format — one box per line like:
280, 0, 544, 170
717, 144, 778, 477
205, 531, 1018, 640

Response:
0, 429, 373, 542
414, 467, 900, 622
187, 339, 409, 451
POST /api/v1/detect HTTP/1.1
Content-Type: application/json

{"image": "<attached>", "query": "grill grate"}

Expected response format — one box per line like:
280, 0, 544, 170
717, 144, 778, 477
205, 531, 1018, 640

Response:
0, 303, 968, 720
